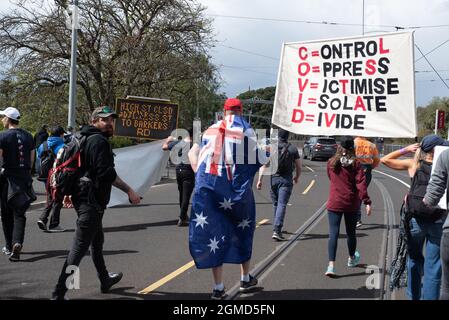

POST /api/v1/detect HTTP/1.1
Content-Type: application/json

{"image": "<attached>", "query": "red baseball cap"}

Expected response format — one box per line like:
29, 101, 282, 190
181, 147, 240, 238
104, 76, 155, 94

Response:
223, 98, 243, 112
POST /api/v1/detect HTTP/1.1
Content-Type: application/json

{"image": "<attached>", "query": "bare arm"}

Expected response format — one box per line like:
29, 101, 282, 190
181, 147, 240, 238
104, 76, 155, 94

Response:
257, 164, 269, 190
162, 136, 175, 151
293, 158, 302, 184
380, 143, 418, 175
188, 143, 200, 173
113, 175, 141, 204
30, 149, 35, 168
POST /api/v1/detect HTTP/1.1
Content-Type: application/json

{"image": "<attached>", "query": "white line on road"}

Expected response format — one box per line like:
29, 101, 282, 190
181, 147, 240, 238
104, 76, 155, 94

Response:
373, 170, 410, 188
305, 166, 314, 173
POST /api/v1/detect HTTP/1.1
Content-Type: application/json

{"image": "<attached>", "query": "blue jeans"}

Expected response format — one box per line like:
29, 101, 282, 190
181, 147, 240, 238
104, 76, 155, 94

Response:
270, 176, 293, 234
327, 210, 358, 261
441, 232, 449, 300
406, 218, 443, 300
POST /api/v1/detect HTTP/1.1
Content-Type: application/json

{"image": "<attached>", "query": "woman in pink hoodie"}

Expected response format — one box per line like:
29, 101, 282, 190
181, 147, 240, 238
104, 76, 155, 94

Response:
325, 136, 372, 277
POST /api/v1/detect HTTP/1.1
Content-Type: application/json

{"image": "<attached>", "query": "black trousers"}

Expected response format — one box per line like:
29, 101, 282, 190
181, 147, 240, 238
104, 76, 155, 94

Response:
39, 181, 63, 228
0, 179, 29, 250
176, 169, 195, 220
53, 201, 108, 297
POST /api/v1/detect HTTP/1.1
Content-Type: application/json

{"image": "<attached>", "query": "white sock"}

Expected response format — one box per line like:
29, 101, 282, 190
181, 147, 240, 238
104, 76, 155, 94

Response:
214, 283, 224, 291
241, 274, 250, 282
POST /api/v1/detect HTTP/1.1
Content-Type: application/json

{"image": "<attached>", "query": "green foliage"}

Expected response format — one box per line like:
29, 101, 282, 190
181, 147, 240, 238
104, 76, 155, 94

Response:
237, 86, 275, 130
109, 136, 134, 149
416, 97, 449, 138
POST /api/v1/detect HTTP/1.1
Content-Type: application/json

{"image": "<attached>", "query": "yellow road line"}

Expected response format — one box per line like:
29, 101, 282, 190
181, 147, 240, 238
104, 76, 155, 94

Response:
138, 218, 270, 295
256, 219, 270, 227
138, 261, 195, 294
302, 180, 315, 195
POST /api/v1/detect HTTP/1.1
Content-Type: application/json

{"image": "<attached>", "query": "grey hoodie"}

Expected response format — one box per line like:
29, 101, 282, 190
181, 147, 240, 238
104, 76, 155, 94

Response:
424, 148, 449, 232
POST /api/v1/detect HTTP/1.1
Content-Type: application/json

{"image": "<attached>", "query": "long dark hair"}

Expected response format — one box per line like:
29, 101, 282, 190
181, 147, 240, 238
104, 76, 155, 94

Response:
329, 145, 356, 173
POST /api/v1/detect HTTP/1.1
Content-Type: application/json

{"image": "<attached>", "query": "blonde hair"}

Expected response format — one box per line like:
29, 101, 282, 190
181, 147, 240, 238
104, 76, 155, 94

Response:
413, 147, 434, 170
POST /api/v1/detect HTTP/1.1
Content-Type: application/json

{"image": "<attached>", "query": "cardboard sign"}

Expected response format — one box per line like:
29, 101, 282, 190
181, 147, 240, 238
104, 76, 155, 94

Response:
114, 98, 179, 140
272, 32, 417, 138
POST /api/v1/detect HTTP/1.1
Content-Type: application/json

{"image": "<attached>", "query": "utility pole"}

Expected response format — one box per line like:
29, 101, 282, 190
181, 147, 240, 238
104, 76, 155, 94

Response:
68, 0, 79, 129
362, 0, 365, 35
435, 109, 439, 135
196, 81, 199, 119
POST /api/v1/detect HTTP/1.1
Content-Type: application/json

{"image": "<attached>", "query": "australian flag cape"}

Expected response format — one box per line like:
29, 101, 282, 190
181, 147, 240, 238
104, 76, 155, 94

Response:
189, 114, 268, 269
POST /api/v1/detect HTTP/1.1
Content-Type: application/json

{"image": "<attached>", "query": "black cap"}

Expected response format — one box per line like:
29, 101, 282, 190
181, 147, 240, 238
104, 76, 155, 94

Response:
50, 126, 66, 137
278, 129, 290, 142
340, 136, 354, 150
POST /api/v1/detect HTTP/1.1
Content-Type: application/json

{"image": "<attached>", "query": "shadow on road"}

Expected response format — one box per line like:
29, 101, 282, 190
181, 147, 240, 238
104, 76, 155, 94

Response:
106, 287, 211, 300
103, 220, 178, 233
20, 249, 138, 263
239, 286, 379, 300
113, 202, 272, 209
298, 233, 369, 241
356, 223, 387, 231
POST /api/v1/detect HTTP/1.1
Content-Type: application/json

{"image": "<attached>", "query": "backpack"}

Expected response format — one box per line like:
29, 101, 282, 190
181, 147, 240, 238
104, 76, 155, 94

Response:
37, 141, 56, 182
276, 143, 292, 175
405, 160, 445, 222
48, 134, 92, 200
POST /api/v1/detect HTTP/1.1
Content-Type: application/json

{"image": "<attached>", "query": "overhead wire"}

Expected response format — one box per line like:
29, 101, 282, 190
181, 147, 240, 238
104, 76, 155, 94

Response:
217, 44, 278, 61
414, 38, 449, 63
209, 14, 449, 30
415, 44, 449, 91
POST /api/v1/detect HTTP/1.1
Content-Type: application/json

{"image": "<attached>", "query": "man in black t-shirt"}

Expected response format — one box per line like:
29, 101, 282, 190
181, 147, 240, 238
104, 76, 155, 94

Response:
162, 128, 195, 226
257, 129, 301, 241
0, 107, 35, 261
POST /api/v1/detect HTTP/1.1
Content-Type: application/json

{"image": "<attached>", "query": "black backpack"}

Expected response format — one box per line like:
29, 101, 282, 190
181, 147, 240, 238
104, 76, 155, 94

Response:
405, 160, 445, 222
49, 133, 93, 200
37, 141, 56, 182
276, 143, 292, 175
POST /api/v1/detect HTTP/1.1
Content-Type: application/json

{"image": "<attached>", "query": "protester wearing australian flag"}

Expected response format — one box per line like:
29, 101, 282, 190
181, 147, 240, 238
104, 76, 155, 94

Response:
188, 98, 270, 300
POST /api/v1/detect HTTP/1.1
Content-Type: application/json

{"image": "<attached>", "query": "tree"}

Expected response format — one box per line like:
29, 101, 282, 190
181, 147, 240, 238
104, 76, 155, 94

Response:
0, 0, 219, 128
416, 97, 449, 137
237, 86, 275, 130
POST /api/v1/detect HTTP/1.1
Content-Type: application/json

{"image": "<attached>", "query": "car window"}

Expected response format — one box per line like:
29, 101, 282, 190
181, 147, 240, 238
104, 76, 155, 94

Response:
317, 138, 336, 145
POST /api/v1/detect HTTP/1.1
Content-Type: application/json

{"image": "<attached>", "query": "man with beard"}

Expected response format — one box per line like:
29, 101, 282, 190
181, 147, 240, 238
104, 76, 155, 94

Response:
51, 106, 141, 300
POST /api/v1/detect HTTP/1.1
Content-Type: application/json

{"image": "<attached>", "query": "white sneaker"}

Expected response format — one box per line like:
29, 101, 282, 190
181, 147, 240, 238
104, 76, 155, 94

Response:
37, 220, 47, 231
356, 221, 362, 229
2, 247, 11, 256
48, 226, 65, 233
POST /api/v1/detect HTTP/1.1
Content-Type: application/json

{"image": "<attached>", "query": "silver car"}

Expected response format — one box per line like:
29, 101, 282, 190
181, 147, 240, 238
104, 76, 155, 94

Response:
303, 137, 337, 161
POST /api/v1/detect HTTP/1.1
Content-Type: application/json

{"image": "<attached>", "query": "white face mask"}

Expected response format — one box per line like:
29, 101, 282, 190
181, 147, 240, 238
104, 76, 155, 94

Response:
340, 155, 354, 167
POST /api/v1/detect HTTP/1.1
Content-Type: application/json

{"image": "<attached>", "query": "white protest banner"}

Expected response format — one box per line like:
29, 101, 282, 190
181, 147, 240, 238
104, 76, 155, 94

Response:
108, 140, 169, 207
272, 31, 417, 138
431, 145, 449, 210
